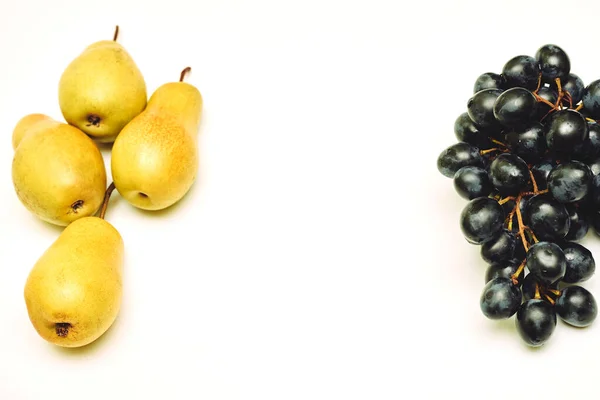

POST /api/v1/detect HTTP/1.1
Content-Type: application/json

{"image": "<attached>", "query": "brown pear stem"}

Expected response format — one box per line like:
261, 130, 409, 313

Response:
55, 323, 71, 337
99, 182, 116, 220
180, 67, 192, 82
113, 25, 120, 41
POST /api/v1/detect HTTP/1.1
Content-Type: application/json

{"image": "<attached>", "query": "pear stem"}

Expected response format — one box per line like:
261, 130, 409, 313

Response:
180, 67, 192, 82
99, 182, 116, 220
113, 25, 120, 41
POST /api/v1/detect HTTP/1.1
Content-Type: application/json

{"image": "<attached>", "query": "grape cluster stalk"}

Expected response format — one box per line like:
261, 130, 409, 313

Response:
437, 44, 600, 347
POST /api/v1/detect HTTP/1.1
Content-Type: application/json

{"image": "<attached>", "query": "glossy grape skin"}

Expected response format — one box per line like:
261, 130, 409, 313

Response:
561, 242, 595, 283
502, 55, 540, 90
572, 122, 600, 162
534, 86, 558, 121
536, 44, 570, 81
562, 73, 585, 105
526, 241, 567, 284
480, 229, 519, 264
505, 122, 547, 163
453, 112, 492, 148
474, 72, 505, 93
531, 160, 555, 190
556, 286, 598, 327
480, 277, 522, 319
525, 194, 570, 241
484, 259, 521, 284
467, 88, 504, 128
453, 166, 493, 200
437, 142, 484, 178
547, 161, 592, 203
460, 197, 504, 244
588, 174, 600, 208
516, 299, 557, 347
493, 87, 537, 127
564, 204, 590, 241
587, 157, 600, 176
488, 153, 529, 196
582, 79, 600, 119
545, 109, 589, 154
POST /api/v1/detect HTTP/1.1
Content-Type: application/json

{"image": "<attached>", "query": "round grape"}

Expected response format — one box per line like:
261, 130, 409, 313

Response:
561, 242, 595, 283
516, 299, 557, 347
535, 44, 570, 81
502, 55, 540, 90
493, 87, 536, 127
505, 122, 546, 163
474, 72, 505, 93
480, 229, 519, 264
437, 142, 484, 178
460, 197, 504, 244
454, 112, 492, 148
480, 277, 522, 319
556, 286, 598, 327
583, 79, 600, 119
488, 153, 529, 196
547, 161, 592, 203
545, 109, 589, 154
564, 203, 590, 241
562, 73, 585, 105
467, 88, 504, 128
485, 259, 522, 284
526, 241, 567, 284
525, 194, 570, 241
453, 166, 493, 200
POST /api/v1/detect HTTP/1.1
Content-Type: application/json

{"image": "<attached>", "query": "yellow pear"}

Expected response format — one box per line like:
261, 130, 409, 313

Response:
58, 26, 147, 143
24, 216, 124, 348
12, 114, 58, 150
12, 115, 107, 225
111, 67, 203, 210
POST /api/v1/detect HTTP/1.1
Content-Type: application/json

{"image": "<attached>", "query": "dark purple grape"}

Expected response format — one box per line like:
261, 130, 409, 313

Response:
556, 286, 598, 327
453, 166, 493, 200
437, 142, 484, 178
485, 259, 522, 284
534, 86, 558, 121
467, 88, 504, 128
564, 203, 590, 241
488, 153, 529, 196
480, 277, 522, 319
502, 55, 540, 90
592, 211, 600, 236
561, 242, 595, 283
481, 229, 519, 264
547, 161, 592, 203
505, 122, 546, 163
516, 299, 557, 347
545, 109, 589, 154
526, 241, 566, 284
535, 44, 570, 81
525, 194, 570, 241
583, 79, 600, 119
573, 122, 600, 162
562, 73, 585, 105
587, 157, 600, 176
531, 160, 555, 190
474, 72, 505, 93
453, 112, 492, 148
493, 87, 537, 127
460, 197, 504, 245
588, 174, 600, 208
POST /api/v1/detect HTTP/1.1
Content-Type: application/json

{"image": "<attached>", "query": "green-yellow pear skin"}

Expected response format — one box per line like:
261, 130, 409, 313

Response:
12, 114, 57, 150
58, 27, 147, 143
12, 116, 107, 226
24, 217, 124, 348
111, 68, 202, 210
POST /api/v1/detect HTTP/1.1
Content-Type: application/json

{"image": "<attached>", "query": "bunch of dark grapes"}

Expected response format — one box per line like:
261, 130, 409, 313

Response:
438, 44, 600, 347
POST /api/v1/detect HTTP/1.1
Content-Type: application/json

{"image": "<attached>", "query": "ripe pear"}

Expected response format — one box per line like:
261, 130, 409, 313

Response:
12, 114, 57, 150
12, 115, 107, 225
111, 67, 203, 210
58, 26, 147, 143
24, 216, 124, 348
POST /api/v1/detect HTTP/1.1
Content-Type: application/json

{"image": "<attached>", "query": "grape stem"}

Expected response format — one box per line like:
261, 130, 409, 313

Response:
548, 288, 561, 296
480, 148, 501, 155
534, 73, 543, 94
511, 259, 526, 285
544, 294, 555, 305
514, 194, 529, 252
534, 284, 541, 300
528, 170, 538, 193
490, 139, 508, 148
576, 103, 584, 111
498, 196, 515, 205
554, 78, 564, 108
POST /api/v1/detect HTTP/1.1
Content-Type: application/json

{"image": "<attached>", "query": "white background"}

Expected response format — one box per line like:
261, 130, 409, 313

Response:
3, 0, 600, 398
